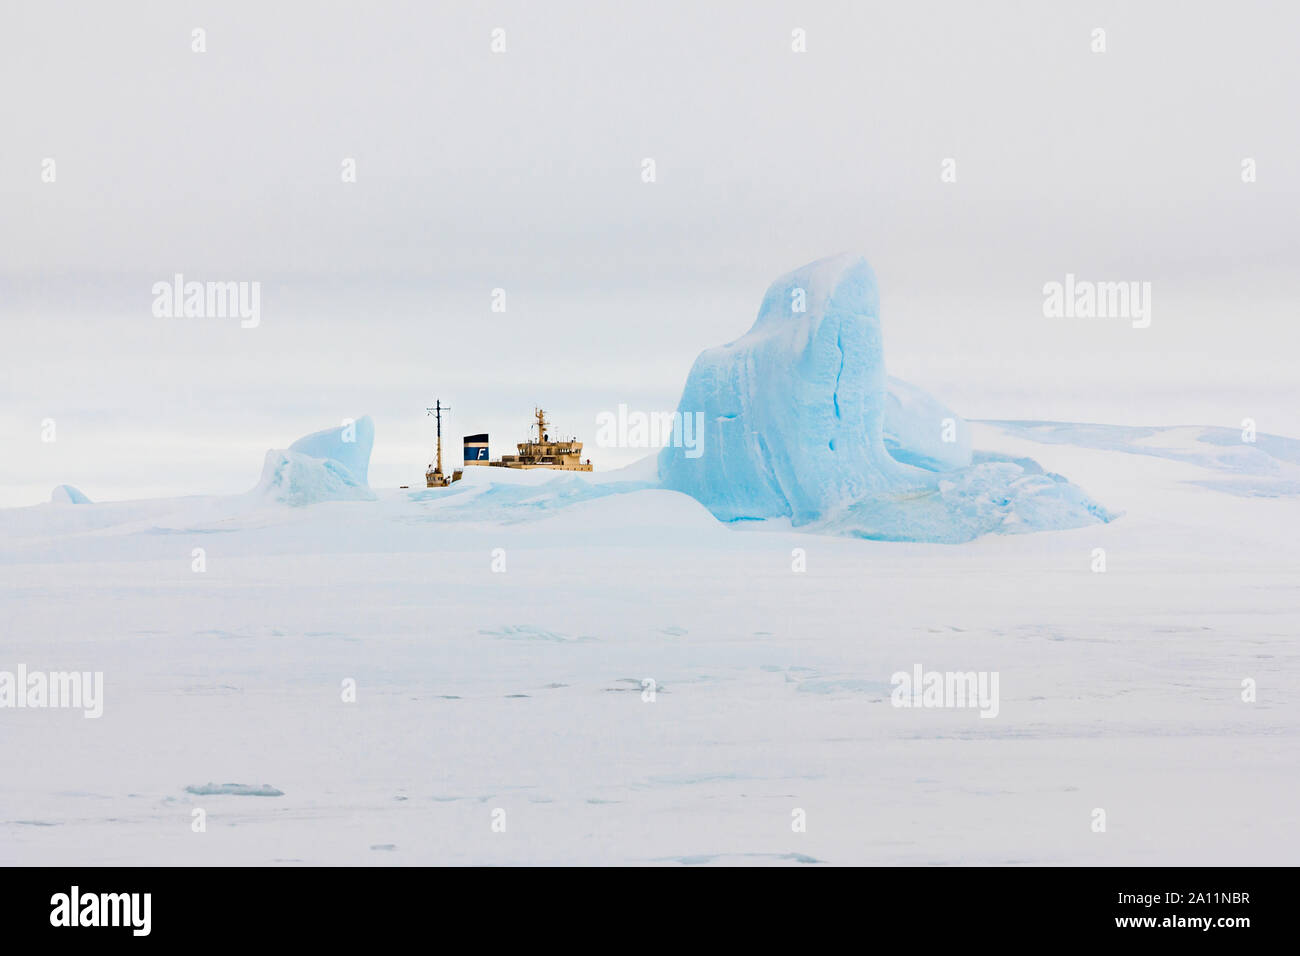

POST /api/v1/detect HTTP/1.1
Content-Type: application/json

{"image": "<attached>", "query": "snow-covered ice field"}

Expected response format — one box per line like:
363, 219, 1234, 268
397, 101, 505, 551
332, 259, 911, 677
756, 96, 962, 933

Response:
3, 420, 1297, 866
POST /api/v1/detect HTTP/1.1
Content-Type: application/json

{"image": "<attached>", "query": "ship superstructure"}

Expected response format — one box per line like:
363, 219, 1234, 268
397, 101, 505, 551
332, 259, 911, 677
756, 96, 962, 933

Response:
462, 408, 592, 472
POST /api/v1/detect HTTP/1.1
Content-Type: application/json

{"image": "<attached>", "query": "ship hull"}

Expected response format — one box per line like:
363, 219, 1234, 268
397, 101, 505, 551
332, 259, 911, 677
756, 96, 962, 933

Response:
487, 462, 592, 471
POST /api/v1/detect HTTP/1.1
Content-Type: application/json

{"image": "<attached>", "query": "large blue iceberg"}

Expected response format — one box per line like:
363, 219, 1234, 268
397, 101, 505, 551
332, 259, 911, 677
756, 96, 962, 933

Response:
658, 254, 1115, 542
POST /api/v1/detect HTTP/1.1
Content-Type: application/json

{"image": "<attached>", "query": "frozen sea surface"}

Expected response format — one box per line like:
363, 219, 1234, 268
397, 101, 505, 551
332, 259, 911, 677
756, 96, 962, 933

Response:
1, 421, 1297, 865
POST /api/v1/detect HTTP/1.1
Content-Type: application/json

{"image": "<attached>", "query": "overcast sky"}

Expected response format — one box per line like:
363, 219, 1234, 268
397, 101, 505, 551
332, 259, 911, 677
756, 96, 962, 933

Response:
2, 0, 1298, 505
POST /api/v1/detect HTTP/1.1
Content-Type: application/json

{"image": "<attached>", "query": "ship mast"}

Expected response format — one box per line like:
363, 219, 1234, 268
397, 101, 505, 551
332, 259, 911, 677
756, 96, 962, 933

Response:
534, 407, 549, 443
427, 400, 450, 474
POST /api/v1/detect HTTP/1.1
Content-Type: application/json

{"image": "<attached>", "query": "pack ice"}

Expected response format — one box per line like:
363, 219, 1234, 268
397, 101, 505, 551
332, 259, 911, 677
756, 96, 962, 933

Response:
659, 254, 1115, 542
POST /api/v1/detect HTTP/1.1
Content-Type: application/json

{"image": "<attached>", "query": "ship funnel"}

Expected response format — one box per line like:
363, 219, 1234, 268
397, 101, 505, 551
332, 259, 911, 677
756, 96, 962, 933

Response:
464, 433, 489, 464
